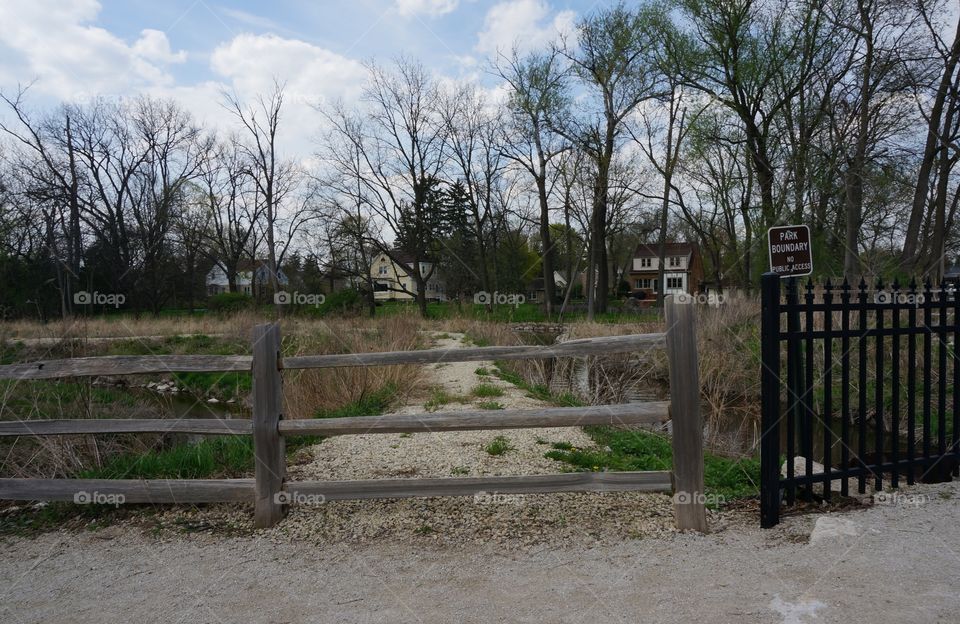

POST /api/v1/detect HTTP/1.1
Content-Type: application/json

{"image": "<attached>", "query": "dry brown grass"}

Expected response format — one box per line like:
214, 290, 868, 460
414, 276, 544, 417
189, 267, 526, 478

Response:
283, 315, 425, 419
446, 301, 764, 455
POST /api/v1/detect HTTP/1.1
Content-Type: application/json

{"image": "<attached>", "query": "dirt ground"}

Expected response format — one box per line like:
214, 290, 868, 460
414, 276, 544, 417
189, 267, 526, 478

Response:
1, 480, 958, 624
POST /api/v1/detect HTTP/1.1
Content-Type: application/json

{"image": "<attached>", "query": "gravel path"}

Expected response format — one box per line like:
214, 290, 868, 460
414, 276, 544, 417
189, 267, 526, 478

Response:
2, 480, 958, 623
257, 332, 684, 544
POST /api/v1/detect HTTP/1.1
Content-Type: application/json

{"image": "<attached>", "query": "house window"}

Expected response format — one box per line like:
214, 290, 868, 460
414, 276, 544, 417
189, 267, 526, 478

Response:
635, 278, 653, 289
670, 256, 681, 267
640, 258, 652, 268
378, 266, 388, 276
667, 277, 683, 289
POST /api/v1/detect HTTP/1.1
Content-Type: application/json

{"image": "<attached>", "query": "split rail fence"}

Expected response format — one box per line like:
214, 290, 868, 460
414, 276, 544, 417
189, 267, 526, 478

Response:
0, 296, 707, 531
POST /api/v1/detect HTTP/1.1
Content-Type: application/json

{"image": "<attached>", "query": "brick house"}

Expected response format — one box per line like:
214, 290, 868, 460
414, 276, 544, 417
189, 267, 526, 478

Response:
628, 242, 704, 299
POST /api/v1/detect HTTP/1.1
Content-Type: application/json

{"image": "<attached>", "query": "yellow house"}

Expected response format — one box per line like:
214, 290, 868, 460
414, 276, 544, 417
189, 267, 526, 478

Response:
371, 251, 446, 302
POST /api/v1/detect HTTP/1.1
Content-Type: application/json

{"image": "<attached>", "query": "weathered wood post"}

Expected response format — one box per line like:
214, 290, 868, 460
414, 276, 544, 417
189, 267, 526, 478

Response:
665, 295, 708, 532
252, 323, 285, 528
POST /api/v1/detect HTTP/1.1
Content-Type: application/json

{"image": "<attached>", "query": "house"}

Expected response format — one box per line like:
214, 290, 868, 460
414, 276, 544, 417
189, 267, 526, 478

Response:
370, 250, 446, 302
206, 260, 289, 296
526, 272, 569, 303
628, 242, 704, 299
317, 267, 355, 295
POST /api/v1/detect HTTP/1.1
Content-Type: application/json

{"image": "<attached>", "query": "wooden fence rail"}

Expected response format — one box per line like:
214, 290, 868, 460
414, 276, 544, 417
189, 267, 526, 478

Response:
0, 296, 706, 532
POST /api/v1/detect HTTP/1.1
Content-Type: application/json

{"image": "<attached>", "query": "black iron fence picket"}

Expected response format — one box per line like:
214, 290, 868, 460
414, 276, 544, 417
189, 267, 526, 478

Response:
760, 272, 960, 527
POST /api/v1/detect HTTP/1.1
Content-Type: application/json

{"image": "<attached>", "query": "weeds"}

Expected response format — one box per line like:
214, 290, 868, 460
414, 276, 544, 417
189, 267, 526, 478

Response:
484, 435, 513, 456
477, 401, 504, 410
471, 383, 504, 398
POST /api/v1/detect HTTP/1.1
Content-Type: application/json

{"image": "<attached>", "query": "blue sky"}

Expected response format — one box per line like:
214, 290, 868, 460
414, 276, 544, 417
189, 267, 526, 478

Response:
0, 0, 606, 156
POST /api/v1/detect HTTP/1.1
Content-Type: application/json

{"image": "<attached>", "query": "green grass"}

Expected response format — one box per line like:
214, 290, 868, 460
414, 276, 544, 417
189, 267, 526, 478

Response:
471, 383, 504, 398
315, 383, 398, 419
58, 384, 401, 483
424, 387, 470, 412
489, 360, 759, 506
484, 435, 513, 456
172, 371, 251, 400
477, 401, 505, 410
0, 379, 140, 419
474, 366, 490, 376
545, 426, 760, 504
492, 365, 583, 407
80, 435, 255, 480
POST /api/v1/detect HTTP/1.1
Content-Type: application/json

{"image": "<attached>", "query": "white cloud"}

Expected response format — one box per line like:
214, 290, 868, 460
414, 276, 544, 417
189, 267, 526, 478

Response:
132, 29, 187, 64
0, 0, 186, 100
475, 0, 575, 56
209, 33, 368, 158
394, 0, 459, 18
210, 33, 365, 109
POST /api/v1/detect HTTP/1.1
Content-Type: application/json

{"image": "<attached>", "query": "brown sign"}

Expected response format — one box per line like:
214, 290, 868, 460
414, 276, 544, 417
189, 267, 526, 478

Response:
767, 225, 812, 277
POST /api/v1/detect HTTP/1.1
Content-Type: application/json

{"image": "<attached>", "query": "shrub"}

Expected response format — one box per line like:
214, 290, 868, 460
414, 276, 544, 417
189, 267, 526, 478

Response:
207, 292, 252, 313
312, 288, 364, 317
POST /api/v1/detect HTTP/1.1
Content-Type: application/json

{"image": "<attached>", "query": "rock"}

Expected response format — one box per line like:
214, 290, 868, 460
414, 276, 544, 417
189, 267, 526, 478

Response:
809, 515, 860, 543
207, 398, 219, 404
781, 456, 864, 498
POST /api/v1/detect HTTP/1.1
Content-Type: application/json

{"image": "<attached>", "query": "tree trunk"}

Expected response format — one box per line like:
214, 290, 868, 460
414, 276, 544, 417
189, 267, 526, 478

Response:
901, 17, 960, 270
537, 176, 556, 317
844, 3, 873, 278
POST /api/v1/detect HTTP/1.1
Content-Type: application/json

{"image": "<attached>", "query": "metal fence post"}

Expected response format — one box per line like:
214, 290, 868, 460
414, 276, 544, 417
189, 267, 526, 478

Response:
665, 295, 708, 532
760, 272, 782, 528
252, 322, 285, 528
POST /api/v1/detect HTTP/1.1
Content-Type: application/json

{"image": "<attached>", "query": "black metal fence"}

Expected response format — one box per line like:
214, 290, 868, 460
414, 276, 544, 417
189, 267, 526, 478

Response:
760, 272, 960, 527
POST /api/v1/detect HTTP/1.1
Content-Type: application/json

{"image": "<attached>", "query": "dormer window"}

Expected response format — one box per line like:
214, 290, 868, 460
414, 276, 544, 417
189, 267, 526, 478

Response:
640, 258, 652, 268
670, 256, 681, 267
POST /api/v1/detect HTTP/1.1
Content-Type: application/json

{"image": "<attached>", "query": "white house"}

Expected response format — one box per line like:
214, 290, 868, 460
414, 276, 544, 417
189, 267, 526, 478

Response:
370, 251, 446, 302
206, 260, 289, 296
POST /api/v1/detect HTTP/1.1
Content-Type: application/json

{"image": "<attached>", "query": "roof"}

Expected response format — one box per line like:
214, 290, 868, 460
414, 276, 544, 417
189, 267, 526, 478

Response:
233, 259, 282, 272
633, 242, 698, 258
377, 249, 436, 267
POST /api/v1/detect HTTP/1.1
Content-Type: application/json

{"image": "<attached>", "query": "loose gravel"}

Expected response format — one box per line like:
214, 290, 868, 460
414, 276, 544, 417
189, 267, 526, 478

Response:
144, 332, 700, 546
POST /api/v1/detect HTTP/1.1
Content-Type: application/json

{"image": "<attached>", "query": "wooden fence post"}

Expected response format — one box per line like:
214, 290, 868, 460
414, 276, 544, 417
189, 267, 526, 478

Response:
252, 323, 285, 528
665, 295, 708, 532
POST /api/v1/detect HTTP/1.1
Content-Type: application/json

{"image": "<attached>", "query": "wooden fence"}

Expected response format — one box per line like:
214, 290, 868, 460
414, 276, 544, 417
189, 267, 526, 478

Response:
0, 296, 707, 532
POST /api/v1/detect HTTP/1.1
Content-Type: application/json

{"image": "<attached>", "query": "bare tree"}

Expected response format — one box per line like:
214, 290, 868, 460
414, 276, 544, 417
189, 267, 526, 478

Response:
496, 47, 570, 315
323, 59, 447, 317
558, 3, 664, 317
223, 80, 297, 299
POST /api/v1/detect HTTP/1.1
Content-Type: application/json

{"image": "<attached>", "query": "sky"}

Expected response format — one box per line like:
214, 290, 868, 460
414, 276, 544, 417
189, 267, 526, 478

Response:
0, 0, 602, 158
